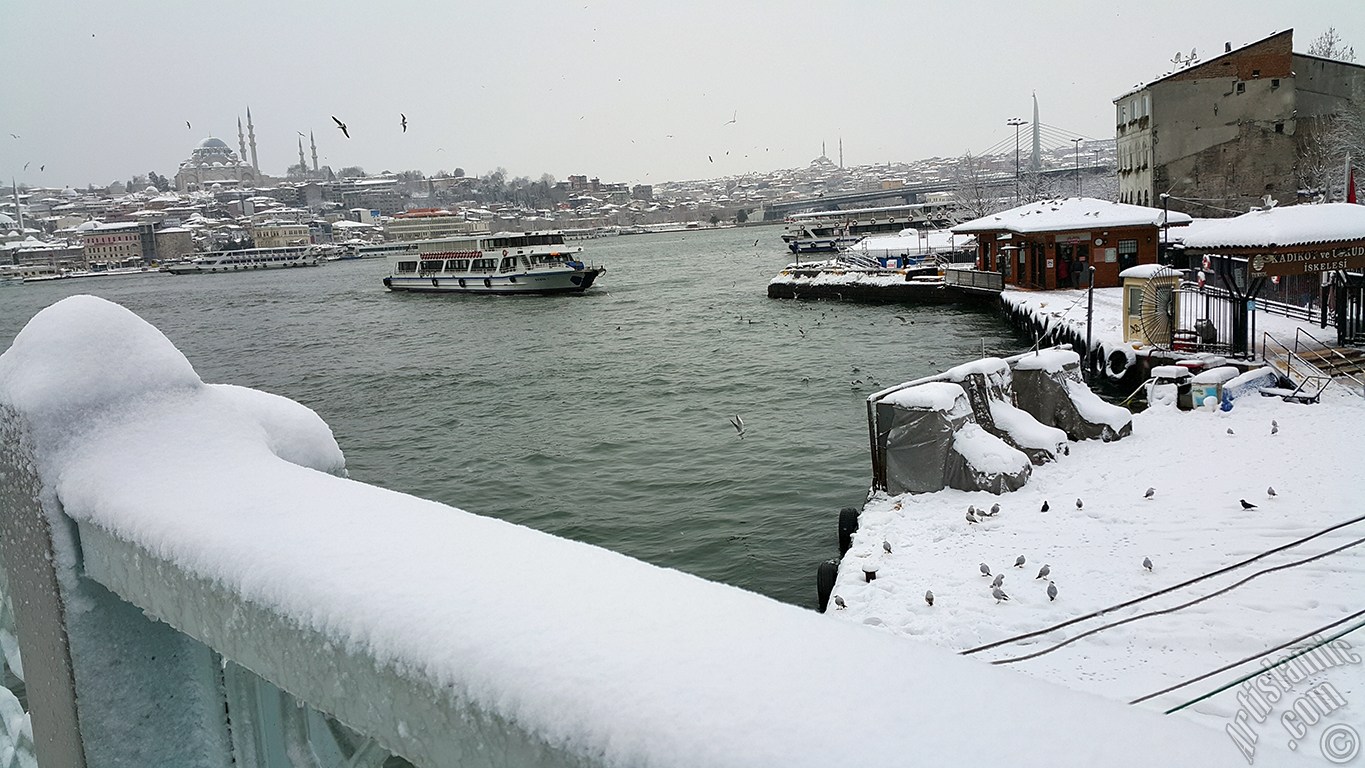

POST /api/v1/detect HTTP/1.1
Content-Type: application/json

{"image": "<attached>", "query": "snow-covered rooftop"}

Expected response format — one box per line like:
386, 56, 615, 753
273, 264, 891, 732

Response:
1178, 203, 1365, 250
953, 198, 1193, 235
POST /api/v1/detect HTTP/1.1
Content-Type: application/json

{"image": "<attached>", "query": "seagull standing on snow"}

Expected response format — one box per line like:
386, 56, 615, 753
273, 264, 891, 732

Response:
1075, 498, 1084, 510
980, 563, 991, 577
882, 540, 892, 554
1145, 487, 1155, 499
1047, 581, 1058, 601
728, 415, 745, 439
991, 573, 1004, 589
1267, 486, 1277, 498
990, 502, 1001, 516
992, 587, 1010, 602
1271, 422, 1279, 436
1036, 564, 1051, 580
924, 590, 934, 606
832, 595, 846, 610
1143, 556, 1153, 571
966, 509, 979, 525
1014, 555, 1025, 568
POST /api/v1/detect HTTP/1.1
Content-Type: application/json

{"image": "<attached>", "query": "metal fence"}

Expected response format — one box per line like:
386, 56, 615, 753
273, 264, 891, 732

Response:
943, 267, 1004, 292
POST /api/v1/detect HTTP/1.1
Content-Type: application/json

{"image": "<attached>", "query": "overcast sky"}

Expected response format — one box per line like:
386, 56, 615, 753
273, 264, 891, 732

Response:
4, 1, 1362, 189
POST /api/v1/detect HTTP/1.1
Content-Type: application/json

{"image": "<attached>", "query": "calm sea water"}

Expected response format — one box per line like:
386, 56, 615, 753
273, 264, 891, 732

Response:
0, 227, 1026, 607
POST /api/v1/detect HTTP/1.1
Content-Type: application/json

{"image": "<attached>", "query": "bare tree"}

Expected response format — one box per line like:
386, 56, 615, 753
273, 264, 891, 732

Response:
1298, 85, 1365, 200
1307, 27, 1356, 62
951, 152, 1004, 219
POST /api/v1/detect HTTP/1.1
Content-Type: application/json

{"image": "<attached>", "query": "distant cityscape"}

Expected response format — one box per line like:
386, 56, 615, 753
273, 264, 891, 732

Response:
2, 28, 1361, 278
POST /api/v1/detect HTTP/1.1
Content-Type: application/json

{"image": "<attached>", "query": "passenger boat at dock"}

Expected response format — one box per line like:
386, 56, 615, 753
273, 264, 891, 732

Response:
781, 202, 958, 254
163, 245, 320, 274
382, 231, 604, 295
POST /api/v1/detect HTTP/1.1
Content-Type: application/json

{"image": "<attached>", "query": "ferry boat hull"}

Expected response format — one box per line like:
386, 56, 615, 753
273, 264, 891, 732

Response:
164, 246, 321, 274
383, 266, 603, 295
381, 230, 605, 296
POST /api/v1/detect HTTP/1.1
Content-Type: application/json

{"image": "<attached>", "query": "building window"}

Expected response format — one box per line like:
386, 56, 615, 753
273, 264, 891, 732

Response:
1251, 69, 1260, 79
1271, 78, 1280, 89
1236, 82, 1245, 94
1275, 123, 1284, 133
1118, 239, 1139, 270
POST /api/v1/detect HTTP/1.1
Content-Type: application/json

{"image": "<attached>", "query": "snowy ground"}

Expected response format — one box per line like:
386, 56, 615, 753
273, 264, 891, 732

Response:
833, 289, 1365, 765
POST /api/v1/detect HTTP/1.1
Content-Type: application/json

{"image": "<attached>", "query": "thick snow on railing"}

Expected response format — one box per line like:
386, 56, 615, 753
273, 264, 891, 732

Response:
0, 296, 1256, 767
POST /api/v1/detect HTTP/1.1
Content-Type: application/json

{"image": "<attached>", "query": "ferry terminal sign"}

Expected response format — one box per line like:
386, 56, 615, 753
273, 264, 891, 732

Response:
1249, 244, 1365, 277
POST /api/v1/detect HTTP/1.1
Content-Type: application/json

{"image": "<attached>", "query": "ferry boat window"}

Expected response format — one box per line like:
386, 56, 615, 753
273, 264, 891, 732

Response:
419, 260, 442, 272
499, 257, 517, 273
519, 256, 531, 270
472, 258, 495, 271
397, 261, 418, 273
446, 259, 470, 271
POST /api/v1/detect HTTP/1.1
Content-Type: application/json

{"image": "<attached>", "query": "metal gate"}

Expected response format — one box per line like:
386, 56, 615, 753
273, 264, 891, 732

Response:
1329, 273, 1365, 346
1170, 281, 1240, 356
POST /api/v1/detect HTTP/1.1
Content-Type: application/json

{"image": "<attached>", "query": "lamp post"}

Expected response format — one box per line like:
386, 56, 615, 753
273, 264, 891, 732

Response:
1072, 138, 1083, 196
1085, 265, 1096, 383
1007, 118, 1026, 204
1159, 192, 1170, 265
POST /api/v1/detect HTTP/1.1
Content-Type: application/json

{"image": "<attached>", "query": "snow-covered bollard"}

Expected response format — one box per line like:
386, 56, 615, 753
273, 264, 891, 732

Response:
862, 562, 878, 582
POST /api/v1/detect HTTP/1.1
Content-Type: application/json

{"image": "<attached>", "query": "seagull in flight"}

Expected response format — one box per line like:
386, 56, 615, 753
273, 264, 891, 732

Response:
23, 162, 29, 170
401, 113, 407, 133
185, 121, 192, 130
723, 110, 737, 126
331, 115, 350, 139
7, 134, 18, 139
728, 415, 745, 439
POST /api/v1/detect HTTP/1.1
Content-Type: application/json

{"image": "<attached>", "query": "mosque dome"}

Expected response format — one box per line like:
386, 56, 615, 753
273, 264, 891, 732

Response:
197, 137, 232, 151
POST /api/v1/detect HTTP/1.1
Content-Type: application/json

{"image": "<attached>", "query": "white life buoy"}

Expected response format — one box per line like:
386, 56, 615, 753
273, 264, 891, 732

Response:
502, 249, 508, 256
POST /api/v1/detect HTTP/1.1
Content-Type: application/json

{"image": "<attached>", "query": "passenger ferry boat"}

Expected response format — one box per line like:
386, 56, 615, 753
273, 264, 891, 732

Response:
382, 231, 604, 295
164, 245, 320, 274
782, 202, 958, 254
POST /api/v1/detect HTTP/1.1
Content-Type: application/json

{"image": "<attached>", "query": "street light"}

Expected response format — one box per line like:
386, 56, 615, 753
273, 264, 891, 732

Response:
1006, 118, 1026, 204
1072, 138, 1084, 196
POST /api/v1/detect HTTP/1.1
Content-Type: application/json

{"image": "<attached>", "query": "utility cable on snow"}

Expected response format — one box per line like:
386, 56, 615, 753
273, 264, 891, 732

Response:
1129, 608, 1365, 706
960, 514, 1365, 656
986, 536, 1365, 666
1162, 615, 1365, 715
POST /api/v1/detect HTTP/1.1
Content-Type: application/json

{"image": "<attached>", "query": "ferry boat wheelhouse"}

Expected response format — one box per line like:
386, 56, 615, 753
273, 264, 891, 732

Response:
382, 231, 604, 295
782, 202, 958, 254
164, 245, 320, 274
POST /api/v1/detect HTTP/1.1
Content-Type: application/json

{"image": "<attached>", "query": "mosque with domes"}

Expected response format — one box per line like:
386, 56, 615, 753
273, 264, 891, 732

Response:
174, 136, 257, 192
173, 109, 266, 192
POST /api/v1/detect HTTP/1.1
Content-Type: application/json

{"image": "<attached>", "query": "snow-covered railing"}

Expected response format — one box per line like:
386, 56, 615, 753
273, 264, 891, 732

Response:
0, 297, 1252, 767
942, 266, 1004, 292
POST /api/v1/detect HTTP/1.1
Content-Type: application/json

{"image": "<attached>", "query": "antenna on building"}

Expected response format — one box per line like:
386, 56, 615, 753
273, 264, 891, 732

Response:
839, 137, 843, 169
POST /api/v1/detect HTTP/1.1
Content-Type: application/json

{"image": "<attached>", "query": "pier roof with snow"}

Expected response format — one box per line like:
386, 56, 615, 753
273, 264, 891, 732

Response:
1177, 203, 1365, 250
952, 197, 1192, 235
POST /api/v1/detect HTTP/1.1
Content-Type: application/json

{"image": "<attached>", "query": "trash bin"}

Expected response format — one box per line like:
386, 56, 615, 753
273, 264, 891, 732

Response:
1189, 366, 1241, 409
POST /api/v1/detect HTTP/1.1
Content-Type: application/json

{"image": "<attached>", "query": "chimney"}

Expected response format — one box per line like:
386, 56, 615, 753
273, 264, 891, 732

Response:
1225, 42, 1231, 53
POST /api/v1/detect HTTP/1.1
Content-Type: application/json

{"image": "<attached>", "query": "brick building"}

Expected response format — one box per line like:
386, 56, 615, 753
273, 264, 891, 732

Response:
953, 198, 1191, 290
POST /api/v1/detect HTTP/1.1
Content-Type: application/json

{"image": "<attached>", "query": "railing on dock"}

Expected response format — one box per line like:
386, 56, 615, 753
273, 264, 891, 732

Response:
1261, 332, 1332, 402
942, 267, 1004, 292
1293, 326, 1365, 397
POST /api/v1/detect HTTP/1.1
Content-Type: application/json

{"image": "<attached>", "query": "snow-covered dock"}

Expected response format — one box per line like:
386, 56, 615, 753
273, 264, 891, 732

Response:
832, 286, 1365, 764
0, 296, 1261, 766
